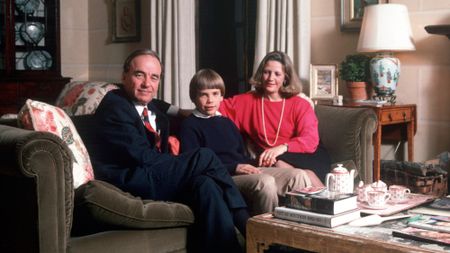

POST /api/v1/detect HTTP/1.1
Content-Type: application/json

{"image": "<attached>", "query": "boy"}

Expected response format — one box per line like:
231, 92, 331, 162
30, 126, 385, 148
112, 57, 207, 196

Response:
179, 69, 313, 215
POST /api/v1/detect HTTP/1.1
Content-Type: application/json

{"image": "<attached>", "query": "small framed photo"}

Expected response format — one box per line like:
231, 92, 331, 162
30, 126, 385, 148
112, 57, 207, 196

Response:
112, 0, 141, 43
310, 64, 339, 100
340, 0, 389, 32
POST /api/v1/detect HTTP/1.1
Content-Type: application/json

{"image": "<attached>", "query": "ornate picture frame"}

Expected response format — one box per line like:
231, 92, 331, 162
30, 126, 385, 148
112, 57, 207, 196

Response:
112, 0, 141, 43
310, 64, 339, 100
340, 0, 389, 32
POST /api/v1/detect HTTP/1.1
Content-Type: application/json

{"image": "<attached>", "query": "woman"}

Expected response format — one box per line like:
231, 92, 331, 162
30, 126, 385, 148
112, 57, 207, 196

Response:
219, 51, 330, 186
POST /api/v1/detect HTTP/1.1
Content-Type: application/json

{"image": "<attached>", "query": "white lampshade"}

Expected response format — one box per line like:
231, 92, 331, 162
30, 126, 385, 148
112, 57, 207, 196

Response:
357, 4, 416, 52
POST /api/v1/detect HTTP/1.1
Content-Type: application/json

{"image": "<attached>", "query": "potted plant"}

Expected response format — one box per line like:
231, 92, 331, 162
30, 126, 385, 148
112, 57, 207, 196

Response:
339, 54, 371, 101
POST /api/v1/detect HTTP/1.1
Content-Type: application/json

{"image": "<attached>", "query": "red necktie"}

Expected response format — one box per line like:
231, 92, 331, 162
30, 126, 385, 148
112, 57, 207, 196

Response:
142, 107, 161, 150
142, 107, 180, 155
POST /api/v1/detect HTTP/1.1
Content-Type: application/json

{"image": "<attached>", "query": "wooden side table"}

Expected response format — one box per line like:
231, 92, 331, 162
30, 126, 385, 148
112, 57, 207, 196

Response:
330, 103, 417, 181
372, 104, 417, 181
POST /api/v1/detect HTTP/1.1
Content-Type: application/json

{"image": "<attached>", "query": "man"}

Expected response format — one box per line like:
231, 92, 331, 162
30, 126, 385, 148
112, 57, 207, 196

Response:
90, 49, 248, 253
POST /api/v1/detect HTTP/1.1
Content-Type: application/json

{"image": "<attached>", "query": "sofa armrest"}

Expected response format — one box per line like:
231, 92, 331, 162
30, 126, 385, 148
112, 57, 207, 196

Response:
0, 118, 18, 128
0, 124, 73, 253
315, 105, 377, 183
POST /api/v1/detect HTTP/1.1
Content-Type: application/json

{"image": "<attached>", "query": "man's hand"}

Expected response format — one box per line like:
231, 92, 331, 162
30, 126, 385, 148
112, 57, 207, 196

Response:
258, 144, 288, 167
235, 164, 262, 175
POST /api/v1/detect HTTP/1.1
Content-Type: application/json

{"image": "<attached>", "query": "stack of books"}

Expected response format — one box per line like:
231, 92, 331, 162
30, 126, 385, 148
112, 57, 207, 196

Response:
274, 189, 360, 228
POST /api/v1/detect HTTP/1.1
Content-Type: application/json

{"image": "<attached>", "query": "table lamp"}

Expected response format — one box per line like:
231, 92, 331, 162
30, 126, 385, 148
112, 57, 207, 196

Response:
357, 4, 415, 103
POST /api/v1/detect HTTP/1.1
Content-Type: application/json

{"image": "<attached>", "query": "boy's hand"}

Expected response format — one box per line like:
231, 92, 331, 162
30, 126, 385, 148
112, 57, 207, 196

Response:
235, 164, 262, 175
258, 144, 288, 167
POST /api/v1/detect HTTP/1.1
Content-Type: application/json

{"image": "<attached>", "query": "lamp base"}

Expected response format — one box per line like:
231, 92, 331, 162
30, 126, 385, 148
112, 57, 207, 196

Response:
373, 94, 396, 104
370, 52, 400, 98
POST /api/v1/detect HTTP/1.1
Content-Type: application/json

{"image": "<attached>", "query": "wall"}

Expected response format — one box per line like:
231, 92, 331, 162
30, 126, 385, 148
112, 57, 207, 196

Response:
61, 0, 150, 82
60, 0, 450, 163
311, 0, 450, 162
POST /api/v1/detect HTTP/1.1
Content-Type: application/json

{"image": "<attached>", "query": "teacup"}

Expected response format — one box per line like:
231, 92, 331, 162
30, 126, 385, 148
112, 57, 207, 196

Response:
367, 190, 391, 208
389, 185, 411, 203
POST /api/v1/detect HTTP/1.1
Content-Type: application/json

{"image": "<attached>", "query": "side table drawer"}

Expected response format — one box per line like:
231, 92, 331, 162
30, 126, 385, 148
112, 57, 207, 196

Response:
380, 109, 412, 123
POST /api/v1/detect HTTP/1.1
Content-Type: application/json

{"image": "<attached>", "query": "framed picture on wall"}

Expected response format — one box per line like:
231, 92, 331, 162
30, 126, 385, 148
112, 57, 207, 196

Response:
310, 64, 339, 100
112, 0, 141, 42
340, 0, 389, 32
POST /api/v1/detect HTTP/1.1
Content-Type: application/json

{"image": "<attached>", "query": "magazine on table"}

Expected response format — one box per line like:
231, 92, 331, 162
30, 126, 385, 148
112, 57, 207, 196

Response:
408, 217, 450, 233
393, 226, 450, 246
409, 207, 450, 217
429, 196, 450, 210
409, 195, 450, 217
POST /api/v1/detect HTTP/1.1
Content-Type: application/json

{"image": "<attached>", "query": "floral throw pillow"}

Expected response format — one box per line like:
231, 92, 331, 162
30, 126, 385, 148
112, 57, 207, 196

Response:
55, 81, 119, 116
18, 99, 94, 188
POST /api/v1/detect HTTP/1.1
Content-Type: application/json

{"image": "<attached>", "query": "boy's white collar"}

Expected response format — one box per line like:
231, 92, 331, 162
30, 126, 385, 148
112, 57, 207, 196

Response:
193, 109, 222, 119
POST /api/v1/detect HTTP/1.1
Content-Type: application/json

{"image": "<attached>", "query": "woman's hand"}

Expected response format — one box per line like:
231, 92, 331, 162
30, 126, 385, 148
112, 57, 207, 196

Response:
235, 164, 262, 175
258, 144, 288, 167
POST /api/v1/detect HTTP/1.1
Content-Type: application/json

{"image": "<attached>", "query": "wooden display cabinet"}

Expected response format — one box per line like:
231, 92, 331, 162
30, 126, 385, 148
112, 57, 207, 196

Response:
0, 0, 70, 115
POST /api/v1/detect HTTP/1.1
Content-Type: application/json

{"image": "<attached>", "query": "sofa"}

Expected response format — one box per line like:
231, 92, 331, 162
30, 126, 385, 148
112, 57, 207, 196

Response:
0, 81, 378, 253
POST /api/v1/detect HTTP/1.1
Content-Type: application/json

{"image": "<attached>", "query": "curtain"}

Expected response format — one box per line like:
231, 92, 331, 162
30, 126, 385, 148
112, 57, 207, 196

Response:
149, 0, 196, 108
253, 0, 311, 89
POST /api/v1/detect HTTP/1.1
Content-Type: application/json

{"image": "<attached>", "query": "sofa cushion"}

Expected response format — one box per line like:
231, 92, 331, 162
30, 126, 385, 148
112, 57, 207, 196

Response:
55, 81, 119, 116
17, 99, 94, 188
73, 180, 194, 234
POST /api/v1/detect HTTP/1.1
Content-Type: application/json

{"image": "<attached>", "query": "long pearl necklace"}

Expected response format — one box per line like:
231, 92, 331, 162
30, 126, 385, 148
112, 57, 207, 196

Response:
261, 97, 285, 146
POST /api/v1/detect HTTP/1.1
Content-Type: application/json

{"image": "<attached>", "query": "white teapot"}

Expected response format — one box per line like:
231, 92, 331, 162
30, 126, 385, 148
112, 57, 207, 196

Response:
325, 164, 355, 194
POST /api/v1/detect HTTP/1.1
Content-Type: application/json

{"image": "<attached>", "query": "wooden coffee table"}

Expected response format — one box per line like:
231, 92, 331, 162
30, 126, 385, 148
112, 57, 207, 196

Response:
247, 213, 449, 253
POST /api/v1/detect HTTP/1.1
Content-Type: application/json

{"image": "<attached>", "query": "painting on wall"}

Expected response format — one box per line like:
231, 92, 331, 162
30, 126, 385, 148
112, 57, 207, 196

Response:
340, 0, 389, 32
310, 64, 339, 100
112, 0, 141, 42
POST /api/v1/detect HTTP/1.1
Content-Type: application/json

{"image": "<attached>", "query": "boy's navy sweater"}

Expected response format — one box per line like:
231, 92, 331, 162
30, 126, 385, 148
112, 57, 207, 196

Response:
179, 115, 253, 174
